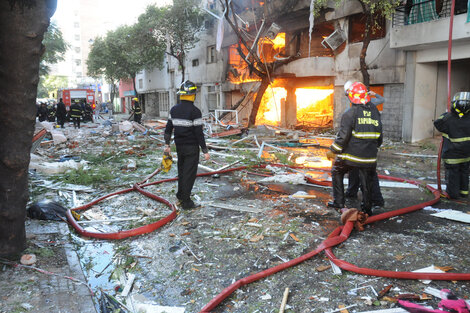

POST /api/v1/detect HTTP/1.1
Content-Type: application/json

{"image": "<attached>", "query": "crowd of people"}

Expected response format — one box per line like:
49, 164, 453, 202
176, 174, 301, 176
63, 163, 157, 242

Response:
36, 98, 109, 129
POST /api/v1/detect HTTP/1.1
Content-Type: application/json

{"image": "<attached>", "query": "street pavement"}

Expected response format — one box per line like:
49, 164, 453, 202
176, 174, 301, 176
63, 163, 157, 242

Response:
0, 220, 96, 313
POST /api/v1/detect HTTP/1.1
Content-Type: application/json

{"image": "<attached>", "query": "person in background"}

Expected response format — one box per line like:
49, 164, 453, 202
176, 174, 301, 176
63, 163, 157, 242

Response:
326, 82, 383, 216
56, 98, 67, 128
70, 99, 83, 129
47, 103, 56, 122
37, 102, 48, 122
434, 92, 470, 199
164, 80, 210, 210
132, 97, 142, 124
84, 102, 93, 122
344, 83, 385, 209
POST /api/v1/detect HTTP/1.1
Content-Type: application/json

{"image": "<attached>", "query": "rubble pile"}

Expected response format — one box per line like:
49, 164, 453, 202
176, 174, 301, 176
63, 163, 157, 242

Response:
6, 116, 468, 313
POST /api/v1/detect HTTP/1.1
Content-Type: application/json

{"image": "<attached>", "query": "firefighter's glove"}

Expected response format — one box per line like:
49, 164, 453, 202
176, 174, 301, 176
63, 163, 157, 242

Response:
161, 153, 173, 173
326, 150, 336, 161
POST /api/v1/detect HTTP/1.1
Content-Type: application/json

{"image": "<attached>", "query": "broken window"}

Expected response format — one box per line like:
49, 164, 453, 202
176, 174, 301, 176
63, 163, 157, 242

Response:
286, 23, 336, 58
348, 13, 386, 44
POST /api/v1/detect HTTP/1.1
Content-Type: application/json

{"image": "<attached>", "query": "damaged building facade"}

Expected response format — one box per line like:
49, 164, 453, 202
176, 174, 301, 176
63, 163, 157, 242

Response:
134, 0, 470, 142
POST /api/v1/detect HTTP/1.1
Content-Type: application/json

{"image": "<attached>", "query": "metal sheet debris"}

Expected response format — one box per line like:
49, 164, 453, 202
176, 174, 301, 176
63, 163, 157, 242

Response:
431, 209, 470, 224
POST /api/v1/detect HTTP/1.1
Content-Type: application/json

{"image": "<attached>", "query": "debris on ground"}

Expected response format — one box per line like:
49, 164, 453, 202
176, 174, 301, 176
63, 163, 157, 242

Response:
1, 115, 467, 313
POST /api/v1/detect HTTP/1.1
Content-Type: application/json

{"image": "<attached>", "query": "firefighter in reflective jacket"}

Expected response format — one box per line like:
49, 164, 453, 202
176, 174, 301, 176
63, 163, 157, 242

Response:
70, 99, 83, 129
326, 82, 383, 215
164, 80, 210, 210
132, 97, 142, 124
434, 92, 470, 199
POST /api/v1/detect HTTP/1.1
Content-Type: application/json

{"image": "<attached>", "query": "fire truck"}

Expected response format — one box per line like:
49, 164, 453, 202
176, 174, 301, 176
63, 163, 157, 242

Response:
57, 88, 95, 108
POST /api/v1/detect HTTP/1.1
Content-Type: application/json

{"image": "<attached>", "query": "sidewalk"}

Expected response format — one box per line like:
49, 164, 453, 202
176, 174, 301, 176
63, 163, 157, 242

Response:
0, 220, 96, 313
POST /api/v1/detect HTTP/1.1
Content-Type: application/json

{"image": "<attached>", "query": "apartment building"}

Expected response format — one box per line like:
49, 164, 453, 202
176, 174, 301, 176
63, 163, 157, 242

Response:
135, 0, 469, 142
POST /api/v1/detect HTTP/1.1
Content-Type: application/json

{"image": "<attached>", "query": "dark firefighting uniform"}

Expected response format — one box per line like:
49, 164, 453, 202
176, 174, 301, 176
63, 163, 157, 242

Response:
37, 104, 48, 122
56, 100, 67, 128
346, 94, 385, 206
329, 102, 383, 214
164, 99, 208, 207
434, 111, 470, 198
133, 103, 142, 124
70, 103, 83, 129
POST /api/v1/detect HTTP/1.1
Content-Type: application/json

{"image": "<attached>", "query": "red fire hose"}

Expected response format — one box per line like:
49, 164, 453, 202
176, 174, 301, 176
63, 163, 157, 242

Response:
436, 0, 456, 193
65, 163, 470, 312
200, 171, 470, 312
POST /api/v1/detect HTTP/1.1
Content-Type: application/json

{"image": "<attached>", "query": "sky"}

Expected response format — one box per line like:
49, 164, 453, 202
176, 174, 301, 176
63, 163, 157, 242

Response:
52, 0, 172, 34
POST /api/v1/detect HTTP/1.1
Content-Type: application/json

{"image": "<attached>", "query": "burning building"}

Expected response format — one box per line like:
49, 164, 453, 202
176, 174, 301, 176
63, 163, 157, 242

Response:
135, 0, 470, 142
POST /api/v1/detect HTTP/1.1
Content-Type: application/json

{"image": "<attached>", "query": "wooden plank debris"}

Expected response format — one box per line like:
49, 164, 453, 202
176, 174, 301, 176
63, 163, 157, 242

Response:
211, 128, 242, 138
279, 287, 289, 313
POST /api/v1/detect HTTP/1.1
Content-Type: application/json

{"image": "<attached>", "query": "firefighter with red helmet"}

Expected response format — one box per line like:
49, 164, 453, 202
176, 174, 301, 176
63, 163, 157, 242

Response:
434, 92, 470, 199
326, 82, 383, 215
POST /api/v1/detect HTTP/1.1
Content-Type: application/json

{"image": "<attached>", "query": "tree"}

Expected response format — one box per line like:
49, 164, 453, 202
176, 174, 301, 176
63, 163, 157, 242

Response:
315, 0, 401, 87
88, 23, 165, 100
219, 0, 301, 126
37, 75, 68, 98
37, 21, 68, 98
0, 0, 57, 258
143, 0, 205, 83
39, 21, 68, 76
87, 36, 120, 105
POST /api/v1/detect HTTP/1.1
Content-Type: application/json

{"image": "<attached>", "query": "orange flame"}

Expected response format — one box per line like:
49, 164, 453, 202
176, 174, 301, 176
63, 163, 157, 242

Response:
228, 33, 286, 84
255, 86, 286, 126
255, 85, 334, 127
295, 87, 334, 127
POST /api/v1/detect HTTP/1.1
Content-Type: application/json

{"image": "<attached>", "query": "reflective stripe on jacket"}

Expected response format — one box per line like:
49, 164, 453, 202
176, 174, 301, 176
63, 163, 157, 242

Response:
330, 103, 383, 167
434, 112, 470, 164
70, 104, 82, 118
164, 100, 208, 153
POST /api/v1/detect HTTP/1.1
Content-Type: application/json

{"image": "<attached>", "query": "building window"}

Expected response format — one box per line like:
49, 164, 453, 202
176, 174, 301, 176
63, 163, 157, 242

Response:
192, 59, 199, 67
75, 34, 80, 41
204, 19, 214, 29
139, 79, 143, 89
348, 13, 386, 43
207, 85, 220, 111
207, 45, 216, 63
74, 22, 80, 28
75, 47, 81, 53
75, 59, 81, 66
159, 92, 170, 112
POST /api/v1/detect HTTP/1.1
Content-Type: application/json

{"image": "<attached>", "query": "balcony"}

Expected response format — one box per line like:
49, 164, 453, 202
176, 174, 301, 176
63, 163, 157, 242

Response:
392, 0, 468, 27
390, 0, 470, 52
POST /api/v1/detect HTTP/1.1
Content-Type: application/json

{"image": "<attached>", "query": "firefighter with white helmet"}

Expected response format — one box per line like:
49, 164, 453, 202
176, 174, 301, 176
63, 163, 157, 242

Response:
326, 82, 383, 215
434, 91, 470, 199
164, 80, 210, 210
